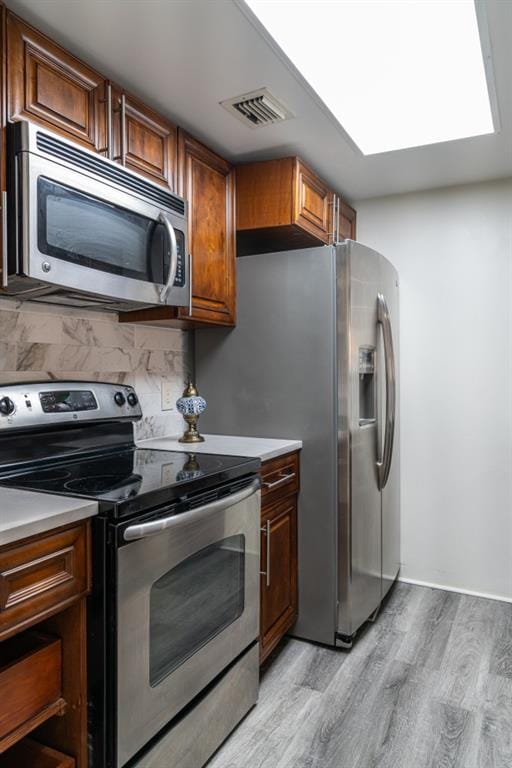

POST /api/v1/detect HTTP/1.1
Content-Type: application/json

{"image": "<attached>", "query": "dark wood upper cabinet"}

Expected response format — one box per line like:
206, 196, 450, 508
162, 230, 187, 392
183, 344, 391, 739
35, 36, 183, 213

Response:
111, 87, 177, 191
338, 198, 357, 241
6, 12, 107, 152
294, 159, 331, 243
120, 131, 237, 328
236, 156, 356, 256
177, 131, 236, 326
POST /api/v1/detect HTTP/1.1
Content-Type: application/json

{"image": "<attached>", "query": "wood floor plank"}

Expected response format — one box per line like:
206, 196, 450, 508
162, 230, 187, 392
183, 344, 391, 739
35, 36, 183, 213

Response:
489, 603, 512, 680
295, 643, 348, 692
426, 702, 473, 768
437, 594, 499, 710
475, 674, 512, 768
394, 587, 460, 671
354, 659, 437, 768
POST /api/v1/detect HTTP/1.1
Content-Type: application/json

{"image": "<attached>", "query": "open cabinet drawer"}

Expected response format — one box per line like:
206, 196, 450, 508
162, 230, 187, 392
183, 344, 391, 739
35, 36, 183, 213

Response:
0, 631, 64, 752
0, 738, 74, 767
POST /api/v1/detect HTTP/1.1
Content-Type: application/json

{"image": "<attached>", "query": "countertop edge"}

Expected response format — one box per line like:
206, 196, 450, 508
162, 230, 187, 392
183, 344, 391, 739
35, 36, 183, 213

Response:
0, 491, 98, 548
137, 434, 303, 462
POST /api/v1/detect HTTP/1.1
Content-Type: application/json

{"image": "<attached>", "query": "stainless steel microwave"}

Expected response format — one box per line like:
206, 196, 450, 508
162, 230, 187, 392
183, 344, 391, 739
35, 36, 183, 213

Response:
1, 121, 189, 312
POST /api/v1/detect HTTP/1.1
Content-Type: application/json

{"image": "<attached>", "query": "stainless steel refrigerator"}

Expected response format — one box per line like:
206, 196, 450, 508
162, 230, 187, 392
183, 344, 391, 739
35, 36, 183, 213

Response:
195, 241, 400, 648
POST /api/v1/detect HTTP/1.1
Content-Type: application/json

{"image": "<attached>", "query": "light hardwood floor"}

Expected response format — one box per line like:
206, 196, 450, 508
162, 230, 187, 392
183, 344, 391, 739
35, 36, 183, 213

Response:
208, 583, 512, 768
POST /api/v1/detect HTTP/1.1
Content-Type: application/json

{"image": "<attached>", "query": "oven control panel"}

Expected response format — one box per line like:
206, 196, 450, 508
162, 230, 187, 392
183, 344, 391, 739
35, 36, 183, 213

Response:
40, 389, 98, 413
0, 381, 142, 430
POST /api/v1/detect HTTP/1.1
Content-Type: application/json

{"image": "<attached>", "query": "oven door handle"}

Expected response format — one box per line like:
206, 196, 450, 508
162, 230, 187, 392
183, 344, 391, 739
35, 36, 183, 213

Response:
123, 478, 260, 542
158, 212, 178, 303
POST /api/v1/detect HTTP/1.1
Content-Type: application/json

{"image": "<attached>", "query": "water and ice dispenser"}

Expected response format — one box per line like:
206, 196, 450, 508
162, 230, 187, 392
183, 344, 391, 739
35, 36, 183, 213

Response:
358, 347, 376, 425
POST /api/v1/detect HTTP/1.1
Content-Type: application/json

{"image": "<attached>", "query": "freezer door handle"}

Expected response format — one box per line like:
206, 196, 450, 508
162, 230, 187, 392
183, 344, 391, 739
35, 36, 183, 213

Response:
376, 293, 396, 490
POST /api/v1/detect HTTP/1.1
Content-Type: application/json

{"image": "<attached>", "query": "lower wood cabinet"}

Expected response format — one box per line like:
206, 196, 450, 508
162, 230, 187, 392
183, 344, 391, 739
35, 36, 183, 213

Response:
0, 522, 91, 768
0, 522, 91, 642
259, 451, 299, 664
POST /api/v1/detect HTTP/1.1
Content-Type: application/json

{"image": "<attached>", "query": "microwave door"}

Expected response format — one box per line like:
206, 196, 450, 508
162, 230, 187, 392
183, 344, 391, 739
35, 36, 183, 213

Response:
19, 151, 189, 307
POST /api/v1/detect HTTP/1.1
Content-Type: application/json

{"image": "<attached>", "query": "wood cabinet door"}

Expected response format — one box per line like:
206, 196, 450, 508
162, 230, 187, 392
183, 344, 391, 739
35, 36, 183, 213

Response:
260, 496, 298, 662
338, 198, 357, 241
177, 131, 236, 326
293, 159, 331, 244
112, 87, 177, 191
6, 12, 107, 152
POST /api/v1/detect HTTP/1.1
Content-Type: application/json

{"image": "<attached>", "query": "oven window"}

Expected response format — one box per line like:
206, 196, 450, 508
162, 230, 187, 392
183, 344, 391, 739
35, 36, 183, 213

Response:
37, 177, 170, 283
149, 535, 245, 686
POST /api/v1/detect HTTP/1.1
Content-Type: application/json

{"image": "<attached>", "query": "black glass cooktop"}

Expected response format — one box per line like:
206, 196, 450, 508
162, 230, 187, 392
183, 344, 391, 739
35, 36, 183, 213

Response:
0, 448, 260, 518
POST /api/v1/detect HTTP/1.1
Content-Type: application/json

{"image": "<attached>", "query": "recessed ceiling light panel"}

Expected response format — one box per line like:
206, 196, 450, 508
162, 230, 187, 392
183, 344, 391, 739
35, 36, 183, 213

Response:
243, 0, 496, 155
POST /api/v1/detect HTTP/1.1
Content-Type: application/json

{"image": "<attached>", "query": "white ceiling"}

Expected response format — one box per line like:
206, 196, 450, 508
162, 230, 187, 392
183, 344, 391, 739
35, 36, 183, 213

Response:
6, 0, 512, 202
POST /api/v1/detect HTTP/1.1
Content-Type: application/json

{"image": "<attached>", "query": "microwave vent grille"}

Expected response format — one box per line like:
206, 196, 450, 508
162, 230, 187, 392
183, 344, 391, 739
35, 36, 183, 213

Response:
36, 132, 185, 215
220, 88, 294, 128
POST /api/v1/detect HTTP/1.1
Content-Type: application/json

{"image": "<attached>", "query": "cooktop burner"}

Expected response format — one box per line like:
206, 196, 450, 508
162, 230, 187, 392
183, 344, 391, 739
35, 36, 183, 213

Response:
64, 474, 143, 495
0, 447, 259, 518
18, 468, 72, 486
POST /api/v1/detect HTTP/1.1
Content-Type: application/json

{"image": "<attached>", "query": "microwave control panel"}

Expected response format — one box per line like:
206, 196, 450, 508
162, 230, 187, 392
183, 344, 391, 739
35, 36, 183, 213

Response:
173, 230, 186, 288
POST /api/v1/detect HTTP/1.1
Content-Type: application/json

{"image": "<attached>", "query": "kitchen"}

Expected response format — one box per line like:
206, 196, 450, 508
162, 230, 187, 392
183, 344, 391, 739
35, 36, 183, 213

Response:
0, 1, 510, 767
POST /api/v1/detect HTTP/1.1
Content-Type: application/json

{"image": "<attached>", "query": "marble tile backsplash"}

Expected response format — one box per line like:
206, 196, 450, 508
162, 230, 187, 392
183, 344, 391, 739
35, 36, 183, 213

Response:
0, 297, 192, 440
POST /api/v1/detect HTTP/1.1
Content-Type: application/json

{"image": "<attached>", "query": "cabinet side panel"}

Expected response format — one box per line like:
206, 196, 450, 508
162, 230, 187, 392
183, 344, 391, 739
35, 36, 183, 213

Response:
236, 158, 294, 230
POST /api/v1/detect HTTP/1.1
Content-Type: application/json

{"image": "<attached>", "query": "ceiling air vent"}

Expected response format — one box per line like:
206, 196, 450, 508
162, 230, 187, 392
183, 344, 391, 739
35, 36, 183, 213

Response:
220, 88, 294, 128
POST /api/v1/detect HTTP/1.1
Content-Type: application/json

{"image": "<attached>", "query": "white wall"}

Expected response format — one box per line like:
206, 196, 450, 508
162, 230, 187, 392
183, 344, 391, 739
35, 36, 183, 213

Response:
356, 179, 512, 601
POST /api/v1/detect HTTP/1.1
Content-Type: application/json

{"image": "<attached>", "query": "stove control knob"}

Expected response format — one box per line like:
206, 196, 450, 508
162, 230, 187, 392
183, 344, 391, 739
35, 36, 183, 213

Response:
114, 392, 126, 407
127, 392, 138, 407
0, 397, 15, 416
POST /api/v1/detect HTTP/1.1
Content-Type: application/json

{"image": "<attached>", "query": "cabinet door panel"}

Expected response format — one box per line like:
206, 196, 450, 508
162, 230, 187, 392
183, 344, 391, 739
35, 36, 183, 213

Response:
7, 12, 107, 151
178, 131, 236, 325
113, 89, 177, 190
260, 496, 298, 662
338, 199, 357, 241
294, 159, 330, 243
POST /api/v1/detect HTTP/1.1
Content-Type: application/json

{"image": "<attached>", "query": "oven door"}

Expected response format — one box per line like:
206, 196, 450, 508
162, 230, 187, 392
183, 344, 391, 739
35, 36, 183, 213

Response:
115, 480, 260, 768
17, 150, 189, 307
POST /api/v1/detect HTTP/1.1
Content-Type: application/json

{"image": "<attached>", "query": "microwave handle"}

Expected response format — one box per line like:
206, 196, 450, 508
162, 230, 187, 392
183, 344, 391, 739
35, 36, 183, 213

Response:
158, 212, 178, 303
123, 478, 260, 541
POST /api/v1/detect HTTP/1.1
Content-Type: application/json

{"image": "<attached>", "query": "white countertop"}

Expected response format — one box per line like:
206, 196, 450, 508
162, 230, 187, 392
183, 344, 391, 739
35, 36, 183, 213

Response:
0, 487, 98, 547
138, 434, 302, 462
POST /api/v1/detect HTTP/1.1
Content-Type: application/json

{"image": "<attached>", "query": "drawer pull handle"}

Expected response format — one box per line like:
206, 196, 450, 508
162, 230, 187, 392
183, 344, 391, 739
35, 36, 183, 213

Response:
263, 471, 296, 490
260, 519, 271, 587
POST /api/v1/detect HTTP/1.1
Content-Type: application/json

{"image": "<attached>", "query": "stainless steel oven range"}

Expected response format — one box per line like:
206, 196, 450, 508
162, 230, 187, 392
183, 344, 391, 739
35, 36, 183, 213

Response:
2, 121, 189, 312
0, 381, 261, 768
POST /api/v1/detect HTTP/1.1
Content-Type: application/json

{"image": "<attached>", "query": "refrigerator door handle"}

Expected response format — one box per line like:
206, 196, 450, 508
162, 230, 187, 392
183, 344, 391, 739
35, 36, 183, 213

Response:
376, 293, 396, 490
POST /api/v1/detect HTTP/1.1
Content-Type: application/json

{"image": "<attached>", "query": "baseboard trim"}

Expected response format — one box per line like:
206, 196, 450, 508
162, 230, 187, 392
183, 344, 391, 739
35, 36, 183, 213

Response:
398, 576, 512, 605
